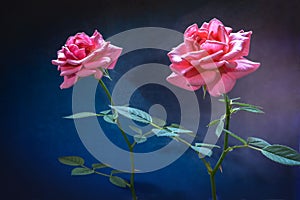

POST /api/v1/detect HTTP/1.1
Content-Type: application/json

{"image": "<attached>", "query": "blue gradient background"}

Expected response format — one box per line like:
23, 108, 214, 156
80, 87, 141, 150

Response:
2, 0, 300, 199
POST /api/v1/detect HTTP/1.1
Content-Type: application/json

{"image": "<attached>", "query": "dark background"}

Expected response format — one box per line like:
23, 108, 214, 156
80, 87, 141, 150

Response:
2, 0, 300, 199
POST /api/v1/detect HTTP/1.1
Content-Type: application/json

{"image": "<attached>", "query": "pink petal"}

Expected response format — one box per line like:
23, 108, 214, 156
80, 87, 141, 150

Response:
208, 18, 224, 39
200, 40, 227, 53
76, 69, 97, 77
94, 69, 103, 79
60, 75, 78, 89
107, 59, 117, 69
166, 72, 201, 91
52, 59, 66, 65
184, 24, 199, 38
184, 37, 201, 51
207, 73, 236, 97
170, 63, 194, 76
60, 65, 82, 76
168, 43, 187, 62
221, 31, 252, 60
190, 50, 224, 70
181, 49, 209, 62
84, 57, 111, 69
226, 58, 260, 79
63, 46, 78, 60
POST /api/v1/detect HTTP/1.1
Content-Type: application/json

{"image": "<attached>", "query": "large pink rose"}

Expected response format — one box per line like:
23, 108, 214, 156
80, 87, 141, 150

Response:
52, 30, 122, 89
166, 18, 260, 96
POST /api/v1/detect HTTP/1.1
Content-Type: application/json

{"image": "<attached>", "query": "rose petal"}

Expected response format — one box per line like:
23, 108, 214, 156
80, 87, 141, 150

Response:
200, 40, 227, 53
76, 69, 97, 77
107, 59, 117, 69
226, 58, 260, 79
60, 65, 82, 76
207, 73, 236, 97
166, 72, 201, 91
84, 57, 111, 69
208, 18, 224, 39
60, 75, 78, 89
94, 69, 103, 79
170, 63, 194, 76
184, 37, 201, 51
221, 31, 252, 60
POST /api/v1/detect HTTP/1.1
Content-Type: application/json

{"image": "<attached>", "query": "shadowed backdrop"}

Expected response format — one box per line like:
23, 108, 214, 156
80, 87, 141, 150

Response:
2, 0, 300, 199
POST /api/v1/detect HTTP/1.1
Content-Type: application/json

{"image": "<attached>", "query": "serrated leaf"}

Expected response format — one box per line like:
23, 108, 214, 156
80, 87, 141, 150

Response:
110, 106, 152, 124
247, 137, 271, 149
58, 156, 84, 166
152, 129, 179, 137
64, 112, 99, 119
195, 143, 220, 149
261, 145, 300, 166
129, 125, 142, 134
71, 167, 94, 175
152, 117, 166, 127
92, 163, 110, 169
103, 114, 117, 124
215, 120, 224, 138
134, 135, 147, 144
109, 176, 128, 188
191, 146, 213, 157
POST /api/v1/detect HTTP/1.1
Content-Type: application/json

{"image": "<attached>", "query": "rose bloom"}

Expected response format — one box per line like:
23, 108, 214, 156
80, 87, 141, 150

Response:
167, 18, 260, 97
52, 30, 122, 89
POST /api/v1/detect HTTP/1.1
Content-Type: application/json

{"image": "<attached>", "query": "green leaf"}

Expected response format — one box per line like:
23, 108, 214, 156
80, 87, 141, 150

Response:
71, 167, 94, 175
134, 134, 147, 144
58, 156, 84, 166
247, 137, 271, 149
109, 176, 128, 188
103, 114, 117, 124
202, 85, 207, 99
100, 110, 111, 115
102, 68, 112, 80
152, 129, 179, 137
191, 146, 213, 157
169, 123, 184, 129
231, 102, 263, 109
195, 143, 220, 149
64, 112, 100, 119
129, 125, 142, 134
215, 120, 224, 138
261, 145, 300, 166
110, 106, 152, 124
92, 163, 110, 169
111, 169, 126, 175
230, 97, 241, 101
232, 107, 264, 114
165, 127, 193, 134
207, 119, 220, 127
152, 117, 166, 127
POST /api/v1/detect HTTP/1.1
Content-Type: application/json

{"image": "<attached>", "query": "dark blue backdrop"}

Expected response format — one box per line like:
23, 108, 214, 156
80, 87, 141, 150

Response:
2, 0, 300, 199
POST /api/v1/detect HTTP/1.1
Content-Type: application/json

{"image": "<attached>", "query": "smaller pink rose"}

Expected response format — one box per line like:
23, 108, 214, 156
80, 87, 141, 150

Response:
52, 30, 122, 89
166, 18, 260, 97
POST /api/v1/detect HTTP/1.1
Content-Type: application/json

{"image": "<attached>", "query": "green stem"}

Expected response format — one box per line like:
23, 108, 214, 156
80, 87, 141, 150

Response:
98, 79, 137, 200
208, 94, 232, 200
210, 173, 217, 200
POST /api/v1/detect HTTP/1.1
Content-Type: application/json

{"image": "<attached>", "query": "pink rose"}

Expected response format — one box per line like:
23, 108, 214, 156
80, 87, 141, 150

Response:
52, 30, 122, 89
166, 18, 260, 97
